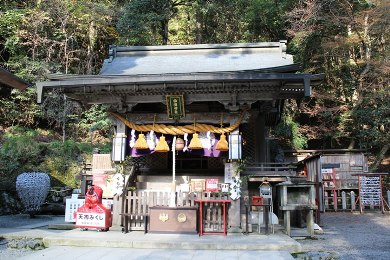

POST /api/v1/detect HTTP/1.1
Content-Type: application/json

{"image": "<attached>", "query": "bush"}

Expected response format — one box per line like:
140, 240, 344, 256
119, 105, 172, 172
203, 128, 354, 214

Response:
0, 127, 112, 191
0, 130, 45, 176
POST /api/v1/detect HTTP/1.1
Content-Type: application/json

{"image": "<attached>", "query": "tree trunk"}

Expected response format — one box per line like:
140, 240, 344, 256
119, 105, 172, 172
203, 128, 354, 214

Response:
370, 144, 389, 172
87, 20, 96, 74
161, 20, 168, 45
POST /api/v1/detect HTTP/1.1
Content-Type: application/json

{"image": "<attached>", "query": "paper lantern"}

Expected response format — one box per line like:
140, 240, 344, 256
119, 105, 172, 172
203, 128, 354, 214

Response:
228, 133, 242, 160
215, 133, 228, 151
188, 133, 203, 150
134, 133, 149, 150
175, 137, 185, 151
155, 135, 170, 152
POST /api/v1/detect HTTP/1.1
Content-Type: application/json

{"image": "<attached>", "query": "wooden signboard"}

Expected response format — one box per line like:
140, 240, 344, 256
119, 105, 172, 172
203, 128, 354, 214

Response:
190, 179, 205, 192
354, 174, 389, 213
166, 95, 185, 119
359, 176, 381, 206
206, 178, 219, 192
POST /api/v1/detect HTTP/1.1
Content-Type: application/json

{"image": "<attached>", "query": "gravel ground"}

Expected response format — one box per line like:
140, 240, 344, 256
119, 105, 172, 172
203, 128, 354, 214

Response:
0, 242, 32, 260
0, 214, 61, 260
296, 211, 390, 260
1, 212, 389, 259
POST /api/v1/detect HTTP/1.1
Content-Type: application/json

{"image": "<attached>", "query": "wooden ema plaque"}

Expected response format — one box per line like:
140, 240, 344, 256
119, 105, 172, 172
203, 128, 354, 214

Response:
359, 176, 381, 206
353, 173, 389, 213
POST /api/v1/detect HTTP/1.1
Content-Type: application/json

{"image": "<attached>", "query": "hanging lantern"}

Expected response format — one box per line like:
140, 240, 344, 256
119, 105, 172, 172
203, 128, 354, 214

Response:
215, 133, 228, 151
112, 134, 127, 162
228, 133, 242, 160
134, 133, 149, 150
155, 135, 170, 152
188, 133, 203, 150
175, 137, 185, 151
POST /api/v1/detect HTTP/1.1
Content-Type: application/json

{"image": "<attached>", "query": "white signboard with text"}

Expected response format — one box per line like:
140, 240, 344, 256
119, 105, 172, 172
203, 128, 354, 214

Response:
75, 212, 106, 227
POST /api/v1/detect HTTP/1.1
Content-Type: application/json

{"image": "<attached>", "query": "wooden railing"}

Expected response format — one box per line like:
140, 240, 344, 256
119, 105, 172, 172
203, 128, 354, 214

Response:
243, 162, 297, 176
112, 191, 229, 232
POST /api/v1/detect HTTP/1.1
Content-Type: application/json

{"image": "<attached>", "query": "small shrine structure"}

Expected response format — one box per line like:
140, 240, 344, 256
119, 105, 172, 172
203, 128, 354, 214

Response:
37, 41, 323, 233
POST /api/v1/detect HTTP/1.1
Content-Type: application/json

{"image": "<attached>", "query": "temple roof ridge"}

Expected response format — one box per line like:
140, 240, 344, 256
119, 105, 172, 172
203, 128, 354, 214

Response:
100, 41, 293, 76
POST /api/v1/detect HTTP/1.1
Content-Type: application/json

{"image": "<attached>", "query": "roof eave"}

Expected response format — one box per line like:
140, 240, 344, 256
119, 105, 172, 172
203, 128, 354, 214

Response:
0, 67, 30, 90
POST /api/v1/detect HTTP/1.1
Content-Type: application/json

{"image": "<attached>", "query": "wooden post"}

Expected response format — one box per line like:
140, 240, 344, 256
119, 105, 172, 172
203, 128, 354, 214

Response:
387, 191, 390, 211
307, 209, 314, 237
351, 191, 356, 211
284, 210, 290, 236
342, 191, 346, 210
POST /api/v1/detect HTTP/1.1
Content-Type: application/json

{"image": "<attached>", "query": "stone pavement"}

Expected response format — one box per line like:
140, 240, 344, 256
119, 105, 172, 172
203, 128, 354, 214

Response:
0, 215, 299, 259
18, 246, 295, 259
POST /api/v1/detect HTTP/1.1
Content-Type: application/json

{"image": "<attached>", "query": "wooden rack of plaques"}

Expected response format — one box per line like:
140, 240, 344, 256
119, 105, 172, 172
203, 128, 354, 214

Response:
352, 173, 389, 213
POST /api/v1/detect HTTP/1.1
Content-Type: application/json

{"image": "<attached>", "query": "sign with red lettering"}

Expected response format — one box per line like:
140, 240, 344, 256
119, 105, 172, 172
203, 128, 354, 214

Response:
206, 178, 219, 192
76, 212, 106, 227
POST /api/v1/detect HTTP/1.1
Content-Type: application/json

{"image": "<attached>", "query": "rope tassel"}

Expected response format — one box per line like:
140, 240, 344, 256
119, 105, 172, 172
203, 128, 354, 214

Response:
188, 133, 203, 150
155, 135, 170, 152
134, 133, 149, 150
216, 133, 228, 151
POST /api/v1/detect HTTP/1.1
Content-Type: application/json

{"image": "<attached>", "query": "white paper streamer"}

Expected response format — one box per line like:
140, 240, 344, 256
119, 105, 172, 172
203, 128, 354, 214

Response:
129, 129, 136, 148
183, 133, 189, 152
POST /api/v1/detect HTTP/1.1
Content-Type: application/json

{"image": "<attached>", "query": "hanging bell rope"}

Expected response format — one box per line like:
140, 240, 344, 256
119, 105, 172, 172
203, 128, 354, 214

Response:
155, 135, 170, 152
109, 110, 247, 135
134, 133, 149, 150
188, 116, 203, 150
216, 112, 229, 151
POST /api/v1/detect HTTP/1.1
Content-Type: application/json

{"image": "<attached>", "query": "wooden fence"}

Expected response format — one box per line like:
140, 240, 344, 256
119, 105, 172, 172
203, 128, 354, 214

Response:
112, 191, 229, 232
323, 190, 357, 211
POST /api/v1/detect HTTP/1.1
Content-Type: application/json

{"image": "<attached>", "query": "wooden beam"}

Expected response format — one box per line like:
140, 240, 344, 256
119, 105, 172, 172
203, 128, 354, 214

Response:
0, 67, 29, 90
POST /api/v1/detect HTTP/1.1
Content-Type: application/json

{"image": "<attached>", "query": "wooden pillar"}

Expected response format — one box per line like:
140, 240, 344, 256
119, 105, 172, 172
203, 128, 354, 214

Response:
255, 113, 267, 163
112, 117, 126, 136
227, 162, 242, 233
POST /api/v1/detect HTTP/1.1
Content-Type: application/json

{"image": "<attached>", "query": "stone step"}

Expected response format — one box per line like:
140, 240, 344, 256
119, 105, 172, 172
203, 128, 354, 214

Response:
42, 227, 302, 253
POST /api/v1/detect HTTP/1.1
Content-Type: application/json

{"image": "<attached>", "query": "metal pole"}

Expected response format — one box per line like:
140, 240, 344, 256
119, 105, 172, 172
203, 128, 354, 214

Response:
169, 136, 177, 207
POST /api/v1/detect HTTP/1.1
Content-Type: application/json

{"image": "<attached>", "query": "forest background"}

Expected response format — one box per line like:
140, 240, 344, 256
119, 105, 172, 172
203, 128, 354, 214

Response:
0, 0, 389, 209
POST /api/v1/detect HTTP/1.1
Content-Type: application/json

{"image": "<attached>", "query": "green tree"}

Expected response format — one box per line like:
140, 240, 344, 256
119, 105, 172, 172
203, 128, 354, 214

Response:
117, 0, 190, 45
243, 0, 294, 42
286, 0, 390, 168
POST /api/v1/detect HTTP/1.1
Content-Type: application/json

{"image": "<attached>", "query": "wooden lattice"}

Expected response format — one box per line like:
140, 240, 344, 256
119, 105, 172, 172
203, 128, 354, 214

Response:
241, 122, 256, 164
208, 157, 224, 169
146, 153, 168, 169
